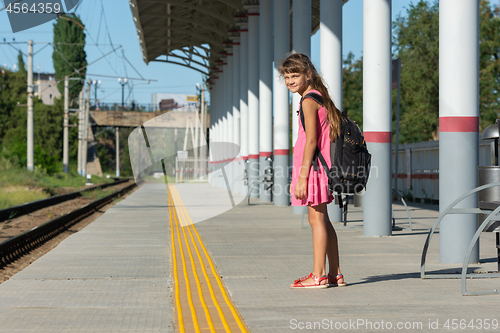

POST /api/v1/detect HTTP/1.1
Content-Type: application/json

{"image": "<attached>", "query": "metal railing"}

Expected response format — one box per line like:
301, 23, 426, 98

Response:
175, 158, 209, 183
392, 138, 496, 202
420, 182, 500, 296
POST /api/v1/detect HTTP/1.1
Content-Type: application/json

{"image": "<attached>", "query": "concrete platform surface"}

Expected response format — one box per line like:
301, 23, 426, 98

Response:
1, 182, 500, 332
0, 183, 174, 333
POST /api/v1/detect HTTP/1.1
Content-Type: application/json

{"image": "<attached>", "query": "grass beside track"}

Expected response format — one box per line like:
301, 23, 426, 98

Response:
0, 160, 116, 209
0, 186, 50, 210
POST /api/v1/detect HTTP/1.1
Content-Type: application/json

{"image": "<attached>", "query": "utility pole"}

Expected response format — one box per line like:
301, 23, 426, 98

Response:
194, 94, 199, 179
82, 79, 91, 176
77, 90, 83, 175
27, 39, 34, 171
116, 127, 120, 177
63, 76, 69, 173
199, 84, 206, 177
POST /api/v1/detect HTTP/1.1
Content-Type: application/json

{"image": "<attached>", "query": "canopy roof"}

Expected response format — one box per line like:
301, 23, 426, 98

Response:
129, 0, 348, 78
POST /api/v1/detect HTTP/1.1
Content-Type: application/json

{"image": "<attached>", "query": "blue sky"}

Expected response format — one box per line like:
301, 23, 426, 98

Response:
0, 0, 420, 105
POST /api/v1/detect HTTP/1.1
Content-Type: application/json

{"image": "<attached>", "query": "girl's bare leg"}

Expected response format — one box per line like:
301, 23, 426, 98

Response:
324, 209, 343, 281
308, 203, 328, 278
296, 203, 344, 286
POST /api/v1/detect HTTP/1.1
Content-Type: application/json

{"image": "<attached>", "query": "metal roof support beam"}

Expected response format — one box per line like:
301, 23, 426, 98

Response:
142, 25, 224, 47
146, 37, 211, 53
140, 13, 228, 37
141, 0, 235, 26
152, 59, 209, 75
165, 53, 209, 69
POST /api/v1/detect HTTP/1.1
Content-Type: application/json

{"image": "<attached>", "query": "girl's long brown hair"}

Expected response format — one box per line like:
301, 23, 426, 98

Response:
278, 53, 342, 141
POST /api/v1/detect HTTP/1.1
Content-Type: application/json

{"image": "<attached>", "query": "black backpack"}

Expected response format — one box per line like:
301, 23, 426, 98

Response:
299, 92, 372, 207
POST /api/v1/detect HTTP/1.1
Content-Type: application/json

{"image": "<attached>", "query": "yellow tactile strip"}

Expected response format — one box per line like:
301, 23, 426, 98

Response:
168, 185, 249, 333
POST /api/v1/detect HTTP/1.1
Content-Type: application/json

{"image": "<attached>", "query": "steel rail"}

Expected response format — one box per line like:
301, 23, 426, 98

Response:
0, 178, 130, 222
0, 181, 139, 268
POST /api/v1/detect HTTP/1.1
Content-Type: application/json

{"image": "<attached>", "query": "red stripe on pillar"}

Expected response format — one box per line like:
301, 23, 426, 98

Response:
242, 156, 248, 160
248, 154, 259, 159
260, 152, 272, 157
364, 131, 392, 143
439, 116, 478, 132
274, 149, 289, 155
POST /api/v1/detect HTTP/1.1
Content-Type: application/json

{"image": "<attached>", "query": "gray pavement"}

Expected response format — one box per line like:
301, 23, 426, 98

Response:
1, 182, 500, 332
0, 183, 174, 332
193, 185, 500, 333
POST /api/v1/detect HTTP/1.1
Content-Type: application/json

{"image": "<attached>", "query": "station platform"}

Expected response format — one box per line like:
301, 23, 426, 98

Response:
0, 182, 500, 332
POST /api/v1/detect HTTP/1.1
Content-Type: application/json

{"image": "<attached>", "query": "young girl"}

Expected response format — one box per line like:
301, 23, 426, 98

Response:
279, 53, 347, 289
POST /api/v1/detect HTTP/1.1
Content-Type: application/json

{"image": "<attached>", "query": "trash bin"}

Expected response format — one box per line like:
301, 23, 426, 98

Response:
478, 120, 500, 231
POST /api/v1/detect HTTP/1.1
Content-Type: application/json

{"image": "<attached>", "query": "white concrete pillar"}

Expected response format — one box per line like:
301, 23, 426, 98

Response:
273, 0, 290, 206
320, 0, 343, 222
239, 21, 249, 196
259, 0, 273, 202
208, 83, 213, 185
439, 0, 479, 264
246, 4, 260, 198
226, 53, 234, 190
363, 0, 392, 236
221, 63, 228, 188
292, 0, 311, 213
232, 40, 242, 194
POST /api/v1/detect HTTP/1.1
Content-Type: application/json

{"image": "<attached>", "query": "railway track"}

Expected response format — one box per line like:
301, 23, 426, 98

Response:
0, 179, 139, 268
0, 178, 129, 222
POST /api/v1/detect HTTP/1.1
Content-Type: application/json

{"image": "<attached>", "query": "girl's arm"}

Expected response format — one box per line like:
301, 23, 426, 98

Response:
294, 98, 319, 199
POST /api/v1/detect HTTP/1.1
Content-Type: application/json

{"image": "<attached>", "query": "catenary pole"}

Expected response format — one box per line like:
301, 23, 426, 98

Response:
77, 90, 83, 176
82, 79, 91, 177
27, 40, 34, 171
116, 127, 120, 177
63, 76, 69, 173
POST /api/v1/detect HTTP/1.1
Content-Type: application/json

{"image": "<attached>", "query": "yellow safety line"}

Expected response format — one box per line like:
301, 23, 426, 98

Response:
171, 186, 248, 333
168, 188, 185, 333
170, 186, 216, 333
171, 186, 232, 333
169, 187, 201, 333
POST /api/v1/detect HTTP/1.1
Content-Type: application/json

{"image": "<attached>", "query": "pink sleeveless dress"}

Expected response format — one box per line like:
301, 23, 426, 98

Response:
291, 90, 334, 207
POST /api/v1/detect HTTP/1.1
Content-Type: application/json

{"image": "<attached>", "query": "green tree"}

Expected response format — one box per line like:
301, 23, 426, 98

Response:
17, 51, 26, 75
0, 56, 27, 153
52, 14, 87, 101
393, 0, 440, 143
393, 0, 500, 143
1, 50, 63, 173
479, 1, 500, 129
342, 52, 364, 130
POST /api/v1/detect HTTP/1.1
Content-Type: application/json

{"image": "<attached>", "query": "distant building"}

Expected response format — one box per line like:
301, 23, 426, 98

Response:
33, 73, 61, 105
151, 93, 198, 112
159, 98, 178, 111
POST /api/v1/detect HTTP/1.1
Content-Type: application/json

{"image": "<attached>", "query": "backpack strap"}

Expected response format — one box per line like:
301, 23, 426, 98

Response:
299, 92, 329, 175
